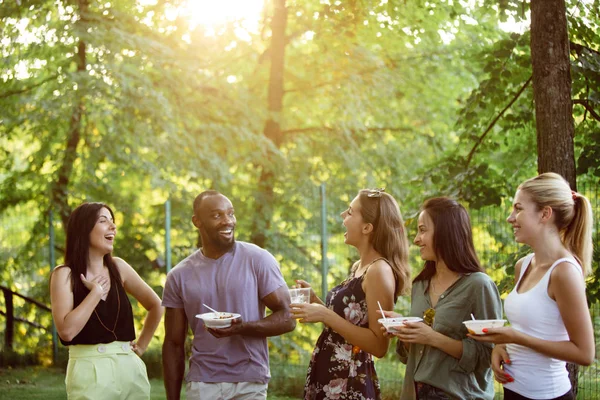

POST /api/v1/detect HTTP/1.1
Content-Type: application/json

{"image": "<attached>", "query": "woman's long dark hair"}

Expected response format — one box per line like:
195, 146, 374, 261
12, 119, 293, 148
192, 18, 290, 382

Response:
62, 202, 122, 301
414, 197, 483, 282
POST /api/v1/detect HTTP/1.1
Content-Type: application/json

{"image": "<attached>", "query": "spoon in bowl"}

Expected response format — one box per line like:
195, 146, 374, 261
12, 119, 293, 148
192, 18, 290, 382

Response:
203, 304, 221, 316
470, 313, 476, 321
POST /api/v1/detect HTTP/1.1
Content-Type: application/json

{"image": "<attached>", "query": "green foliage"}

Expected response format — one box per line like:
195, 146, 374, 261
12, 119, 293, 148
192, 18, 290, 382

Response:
1, 0, 599, 387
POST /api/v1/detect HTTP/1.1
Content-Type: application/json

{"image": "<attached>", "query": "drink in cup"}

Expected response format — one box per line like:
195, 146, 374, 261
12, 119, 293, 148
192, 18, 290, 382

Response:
289, 287, 311, 304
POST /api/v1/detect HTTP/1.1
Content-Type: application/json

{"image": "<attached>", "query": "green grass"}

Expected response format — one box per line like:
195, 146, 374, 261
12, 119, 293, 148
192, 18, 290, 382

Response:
4, 364, 598, 399
0, 366, 297, 399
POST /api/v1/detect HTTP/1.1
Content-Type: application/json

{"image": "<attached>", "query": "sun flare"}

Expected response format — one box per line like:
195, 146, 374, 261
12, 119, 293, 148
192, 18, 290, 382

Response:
181, 0, 265, 32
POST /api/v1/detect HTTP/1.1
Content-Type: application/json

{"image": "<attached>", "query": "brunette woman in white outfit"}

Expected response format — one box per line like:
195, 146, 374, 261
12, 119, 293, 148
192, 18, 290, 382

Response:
471, 173, 594, 400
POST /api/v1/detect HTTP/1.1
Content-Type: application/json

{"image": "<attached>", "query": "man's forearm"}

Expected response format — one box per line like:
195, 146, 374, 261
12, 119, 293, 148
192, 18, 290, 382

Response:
163, 342, 185, 400
241, 309, 296, 337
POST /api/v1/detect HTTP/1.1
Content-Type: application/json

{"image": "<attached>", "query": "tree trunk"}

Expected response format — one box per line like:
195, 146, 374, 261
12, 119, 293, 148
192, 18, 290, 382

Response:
3, 288, 14, 351
530, 0, 577, 190
566, 362, 579, 397
251, 0, 288, 247
50, 0, 88, 226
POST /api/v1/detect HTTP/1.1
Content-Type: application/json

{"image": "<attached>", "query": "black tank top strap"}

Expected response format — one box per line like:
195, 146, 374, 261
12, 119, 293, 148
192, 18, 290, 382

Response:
360, 257, 390, 277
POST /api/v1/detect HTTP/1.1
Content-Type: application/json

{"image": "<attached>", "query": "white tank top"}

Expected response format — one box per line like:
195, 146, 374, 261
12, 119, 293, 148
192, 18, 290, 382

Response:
503, 253, 581, 399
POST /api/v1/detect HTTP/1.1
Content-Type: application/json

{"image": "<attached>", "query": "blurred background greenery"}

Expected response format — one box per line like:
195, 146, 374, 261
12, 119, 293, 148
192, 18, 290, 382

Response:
2, 0, 599, 398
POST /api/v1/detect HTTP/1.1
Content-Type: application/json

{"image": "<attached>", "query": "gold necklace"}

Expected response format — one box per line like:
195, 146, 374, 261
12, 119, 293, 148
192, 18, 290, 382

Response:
94, 281, 120, 341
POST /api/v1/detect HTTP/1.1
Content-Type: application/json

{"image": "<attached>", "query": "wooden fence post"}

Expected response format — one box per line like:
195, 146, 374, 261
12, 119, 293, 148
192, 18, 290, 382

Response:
2, 287, 14, 351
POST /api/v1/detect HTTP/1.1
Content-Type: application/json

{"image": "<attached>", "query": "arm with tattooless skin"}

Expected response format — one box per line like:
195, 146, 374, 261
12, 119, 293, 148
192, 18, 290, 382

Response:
162, 190, 296, 400
472, 258, 595, 367
470, 173, 594, 399
51, 267, 110, 342
291, 260, 397, 358
382, 197, 502, 400
50, 202, 158, 400
206, 285, 295, 338
163, 307, 188, 400
115, 257, 163, 355
291, 188, 411, 399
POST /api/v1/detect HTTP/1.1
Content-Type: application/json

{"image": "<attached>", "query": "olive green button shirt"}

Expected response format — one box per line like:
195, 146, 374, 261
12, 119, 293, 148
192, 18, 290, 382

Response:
399, 272, 502, 400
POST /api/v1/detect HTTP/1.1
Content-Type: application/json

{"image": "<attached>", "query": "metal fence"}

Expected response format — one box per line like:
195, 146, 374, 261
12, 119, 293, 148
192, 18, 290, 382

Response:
0, 181, 599, 398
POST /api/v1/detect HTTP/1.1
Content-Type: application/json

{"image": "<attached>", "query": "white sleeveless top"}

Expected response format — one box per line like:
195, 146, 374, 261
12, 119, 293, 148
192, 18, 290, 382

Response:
503, 253, 580, 399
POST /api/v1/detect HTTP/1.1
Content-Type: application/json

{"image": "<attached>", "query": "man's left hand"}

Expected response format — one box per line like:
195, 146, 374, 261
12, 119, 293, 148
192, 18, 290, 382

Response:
206, 316, 244, 338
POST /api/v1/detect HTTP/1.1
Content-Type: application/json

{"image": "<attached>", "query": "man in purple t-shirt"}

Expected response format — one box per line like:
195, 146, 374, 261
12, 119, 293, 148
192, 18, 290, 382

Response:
162, 190, 295, 400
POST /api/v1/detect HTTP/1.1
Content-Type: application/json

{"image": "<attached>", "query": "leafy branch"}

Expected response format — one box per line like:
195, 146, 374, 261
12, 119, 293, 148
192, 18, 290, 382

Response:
0, 75, 58, 99
570, 41, 600, 57
574, 99, 600, 121
281, 126, 413, 135
284, 49, 460, 94
464, 75, 533, 169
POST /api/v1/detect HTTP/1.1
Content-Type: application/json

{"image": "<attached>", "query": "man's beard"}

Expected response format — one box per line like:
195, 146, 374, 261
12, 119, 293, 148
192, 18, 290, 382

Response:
207, 230, 235, 251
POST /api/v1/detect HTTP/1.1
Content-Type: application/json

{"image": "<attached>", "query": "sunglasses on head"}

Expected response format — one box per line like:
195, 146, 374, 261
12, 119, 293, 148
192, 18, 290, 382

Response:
366, 188, 385, 198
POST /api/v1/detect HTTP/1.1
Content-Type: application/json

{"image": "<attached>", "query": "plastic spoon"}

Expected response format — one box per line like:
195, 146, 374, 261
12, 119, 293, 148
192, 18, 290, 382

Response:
471, 313, 476, 321
203, 304, 221, 315
378, 301, 387, 322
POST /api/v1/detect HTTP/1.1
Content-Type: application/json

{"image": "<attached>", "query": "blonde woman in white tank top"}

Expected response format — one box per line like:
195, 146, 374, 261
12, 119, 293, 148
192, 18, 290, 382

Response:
471, 173, 594, 400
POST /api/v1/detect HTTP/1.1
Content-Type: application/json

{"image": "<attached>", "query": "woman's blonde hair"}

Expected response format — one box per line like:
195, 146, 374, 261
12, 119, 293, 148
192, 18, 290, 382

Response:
519, 172, 594, 276
356, 189, 411, 300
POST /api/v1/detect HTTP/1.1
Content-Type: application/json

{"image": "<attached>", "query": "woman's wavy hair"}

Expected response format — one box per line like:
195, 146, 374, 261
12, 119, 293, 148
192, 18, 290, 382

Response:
414, 197, 483, 282
60, 202, 122, 300
518, 172, 593, 276
354, 189, 411, 300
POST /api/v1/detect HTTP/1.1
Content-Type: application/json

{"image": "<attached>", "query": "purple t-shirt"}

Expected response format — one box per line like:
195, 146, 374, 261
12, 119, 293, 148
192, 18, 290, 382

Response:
162, 241, 286, 384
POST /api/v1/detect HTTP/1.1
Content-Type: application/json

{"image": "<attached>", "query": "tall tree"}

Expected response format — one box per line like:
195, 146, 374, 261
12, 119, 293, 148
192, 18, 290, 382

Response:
531, 0, 577, 189
50, 0, 88, 227
531, 0, 582, 389
251, 0, 288, 247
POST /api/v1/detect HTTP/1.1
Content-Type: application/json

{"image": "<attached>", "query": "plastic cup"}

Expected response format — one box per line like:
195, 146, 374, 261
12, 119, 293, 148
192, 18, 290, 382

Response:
289, 287, 311, 304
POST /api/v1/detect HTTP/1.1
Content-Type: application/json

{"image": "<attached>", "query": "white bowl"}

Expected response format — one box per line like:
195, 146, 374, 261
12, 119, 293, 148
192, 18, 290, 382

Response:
463, 319, 506, 335
196, 312, 241, 329
378, 316, 423, 332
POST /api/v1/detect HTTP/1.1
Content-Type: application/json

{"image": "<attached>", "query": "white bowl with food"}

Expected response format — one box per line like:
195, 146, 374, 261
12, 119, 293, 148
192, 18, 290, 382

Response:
463, 319, 506, 335
196, 312, 241, 329
378, 316, 423, 332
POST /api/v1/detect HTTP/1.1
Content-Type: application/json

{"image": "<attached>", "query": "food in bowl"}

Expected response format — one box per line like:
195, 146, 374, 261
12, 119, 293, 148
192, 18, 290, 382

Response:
378, 316, 423, 332
462, 319, 506, 335
195, 312, 241, 329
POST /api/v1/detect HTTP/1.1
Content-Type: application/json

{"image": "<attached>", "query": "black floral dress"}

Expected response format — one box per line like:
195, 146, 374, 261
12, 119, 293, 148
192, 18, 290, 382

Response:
304, 267, 381, 400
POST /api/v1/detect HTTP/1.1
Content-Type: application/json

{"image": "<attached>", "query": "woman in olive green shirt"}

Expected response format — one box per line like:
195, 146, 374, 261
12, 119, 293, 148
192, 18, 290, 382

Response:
384, 197, 502, 399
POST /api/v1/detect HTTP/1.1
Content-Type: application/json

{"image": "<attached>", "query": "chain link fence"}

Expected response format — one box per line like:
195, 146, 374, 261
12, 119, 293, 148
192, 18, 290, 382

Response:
0, 181, 599, 398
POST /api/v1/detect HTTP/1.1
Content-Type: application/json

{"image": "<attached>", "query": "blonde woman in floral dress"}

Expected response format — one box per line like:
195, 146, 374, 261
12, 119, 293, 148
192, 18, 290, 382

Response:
291, 189, 411, 400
